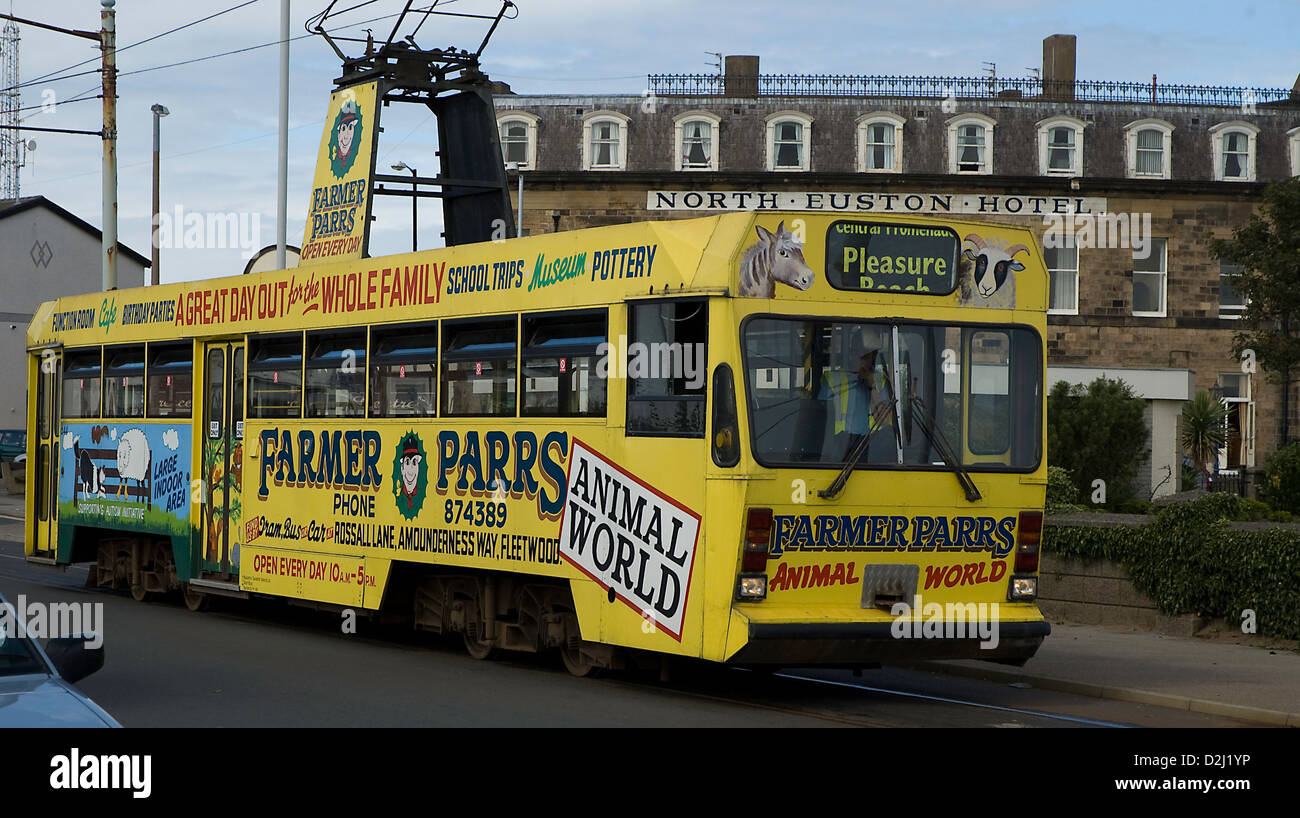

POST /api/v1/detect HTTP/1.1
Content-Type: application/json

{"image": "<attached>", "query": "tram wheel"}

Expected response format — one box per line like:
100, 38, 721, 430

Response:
560, 641, 599, 678
463, 629, 495, 661
182, 585, 209, 612
129, 583, 149, 602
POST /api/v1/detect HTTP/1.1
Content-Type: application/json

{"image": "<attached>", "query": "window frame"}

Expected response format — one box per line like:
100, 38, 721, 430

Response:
102, 343, 146, 419
1124, 119, 1173, 179
247, 333, 305, 419
1288, 126, 1300, 178
1131, 238, 1168, 318
1037, 115, 1084, 177
520, 308, 609, 418
440, 316, 519, 418
626, 298, 709, 439
497, 112, 539, 170
61, 347, 103, 419
672, 111, 721, 172
303, 328, 367, 419
946, 113, 996, 175
1209, 121, 1259, 182
856, 112, 905, 174
764, 111, 813, 172
146, 342, 193, 419
1218, 259, 1248, 320
1044, 239, 1079, 315
581, 110, 630, 171
369, 321, 439, 419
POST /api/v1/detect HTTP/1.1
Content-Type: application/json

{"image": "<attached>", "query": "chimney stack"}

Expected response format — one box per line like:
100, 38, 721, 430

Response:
1042, 34, 1076, 101
724, 55, 760, 97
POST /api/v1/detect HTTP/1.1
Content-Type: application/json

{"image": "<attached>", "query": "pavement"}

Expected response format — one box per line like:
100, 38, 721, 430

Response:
2, 481, 1296, 726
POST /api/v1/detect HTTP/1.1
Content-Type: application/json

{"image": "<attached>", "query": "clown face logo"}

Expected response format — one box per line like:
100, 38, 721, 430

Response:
392, 432, 428, 520
329, 98, 364, 179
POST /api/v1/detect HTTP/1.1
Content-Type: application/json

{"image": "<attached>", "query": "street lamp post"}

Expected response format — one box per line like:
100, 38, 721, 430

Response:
392, 161, 417, 251
506, 161, 523, 237
150, 103, 169, 285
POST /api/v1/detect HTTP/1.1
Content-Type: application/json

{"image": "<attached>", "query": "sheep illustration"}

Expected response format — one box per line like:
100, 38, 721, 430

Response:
959, 233, 1026, 309
115, 428, 151, 504
72, 439, 107, 502
738, 222, 815, 298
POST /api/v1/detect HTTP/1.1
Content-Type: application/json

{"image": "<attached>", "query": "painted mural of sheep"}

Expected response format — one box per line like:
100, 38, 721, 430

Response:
115, 428, 151, 505
738, 222, 815, 298
959, 234, 1027, 310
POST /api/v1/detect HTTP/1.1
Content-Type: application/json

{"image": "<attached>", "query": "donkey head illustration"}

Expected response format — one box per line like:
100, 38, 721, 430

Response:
738, 221, 815, 298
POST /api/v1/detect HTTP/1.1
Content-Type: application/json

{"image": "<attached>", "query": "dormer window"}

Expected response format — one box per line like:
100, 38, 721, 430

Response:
1209, 121, 1259, 182
581, 111, 631, 171
765, 112, 813, 171
1037, 116, 1084, 176
856, 112, 905, 173
1124, 119, 1174, 179
947, 114, 995, 174
497, 112, 539, 169
673, 111, 721, 171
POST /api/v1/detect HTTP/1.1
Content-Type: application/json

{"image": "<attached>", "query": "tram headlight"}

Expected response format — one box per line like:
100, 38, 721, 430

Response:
735, 574, 767, 601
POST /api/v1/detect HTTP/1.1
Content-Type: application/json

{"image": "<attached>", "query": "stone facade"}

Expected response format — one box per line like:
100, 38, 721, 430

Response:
492, 42, 1300, 484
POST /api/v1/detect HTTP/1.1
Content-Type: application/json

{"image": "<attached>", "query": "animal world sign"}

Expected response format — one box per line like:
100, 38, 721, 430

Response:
558, 440, 701, 641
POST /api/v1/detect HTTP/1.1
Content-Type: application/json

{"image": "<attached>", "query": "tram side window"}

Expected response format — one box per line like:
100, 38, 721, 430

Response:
305, 330, 366, 418
248, 335, 304, 418
147, 344, 193, 418
371, 324, 438, 417
522, 310, 607, 417
103, 345, 145, 418
968, 330, 1011, 456
627, 300, 707, 437
442, 318, 516, 417
61, 349, 102, 418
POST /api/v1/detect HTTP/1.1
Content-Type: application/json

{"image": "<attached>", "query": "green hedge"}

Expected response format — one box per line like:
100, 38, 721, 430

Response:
1043, 494, 1300, 640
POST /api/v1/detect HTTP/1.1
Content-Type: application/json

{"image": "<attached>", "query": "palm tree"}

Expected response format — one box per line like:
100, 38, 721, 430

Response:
1181, 391, 1229, 488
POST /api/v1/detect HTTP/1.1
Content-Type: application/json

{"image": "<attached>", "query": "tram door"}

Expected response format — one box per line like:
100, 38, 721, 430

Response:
200, 342, 245, 579
31, 349, 61, 557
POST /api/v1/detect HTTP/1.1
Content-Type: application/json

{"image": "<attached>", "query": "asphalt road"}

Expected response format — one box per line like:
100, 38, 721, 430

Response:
0, 495, 1261, 728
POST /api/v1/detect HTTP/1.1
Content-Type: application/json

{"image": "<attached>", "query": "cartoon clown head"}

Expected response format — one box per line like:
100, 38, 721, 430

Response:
400, 433, 422, 499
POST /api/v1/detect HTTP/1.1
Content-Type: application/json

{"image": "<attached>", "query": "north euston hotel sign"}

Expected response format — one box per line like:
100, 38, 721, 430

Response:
648, 191, 1107, 215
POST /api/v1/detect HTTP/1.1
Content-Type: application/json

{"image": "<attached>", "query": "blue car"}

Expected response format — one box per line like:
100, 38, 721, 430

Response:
0, 593, 120, 727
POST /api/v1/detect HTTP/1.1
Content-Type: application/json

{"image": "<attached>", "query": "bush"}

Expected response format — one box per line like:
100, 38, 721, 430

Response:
1047, 378, 1149, 508
1117, 499, 1155, 515
1046, 465, 1078, 511
1237, 498, 1273, 522
1262, 441, 1300, 515
1044, 493, 1300, 640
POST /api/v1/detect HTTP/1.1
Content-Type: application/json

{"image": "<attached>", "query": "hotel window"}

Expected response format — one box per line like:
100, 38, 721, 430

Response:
1045, 240, 1078, 314
497, 113, 538, 169
581, 111, 630, 171
1289, 126, 1300, 177
765, 111, 812, 172
1037, 116, 1084, 176
947, 114, 995, 174
1219, 260, 1248, 319
673, 111, 720, 171
1209, 121, 1259, 182
856, 112, 904, 173
1124, 119, 1173, 179
1132, 238, 1167, 317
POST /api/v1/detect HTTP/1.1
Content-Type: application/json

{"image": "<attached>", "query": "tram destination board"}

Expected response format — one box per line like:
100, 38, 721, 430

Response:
825, 220, 960, 294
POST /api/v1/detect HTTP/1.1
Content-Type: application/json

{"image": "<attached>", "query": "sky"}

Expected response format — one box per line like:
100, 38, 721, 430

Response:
4, 0, 1299, 286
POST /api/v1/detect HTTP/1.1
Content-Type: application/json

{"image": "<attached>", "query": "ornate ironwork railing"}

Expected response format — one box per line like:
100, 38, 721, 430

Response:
647, 73, 1294, 107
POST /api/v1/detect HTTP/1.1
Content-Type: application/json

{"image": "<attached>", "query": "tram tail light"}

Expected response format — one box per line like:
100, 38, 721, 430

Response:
742, 507, 772, 573
1014, 510, 1042, 574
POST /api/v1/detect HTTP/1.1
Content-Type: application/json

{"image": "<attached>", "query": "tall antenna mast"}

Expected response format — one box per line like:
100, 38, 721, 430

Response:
0, 11, 20, 199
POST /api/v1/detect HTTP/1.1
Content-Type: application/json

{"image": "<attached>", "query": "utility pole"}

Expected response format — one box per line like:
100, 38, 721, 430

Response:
277, 0, 288, 269
101, 0, 117, 291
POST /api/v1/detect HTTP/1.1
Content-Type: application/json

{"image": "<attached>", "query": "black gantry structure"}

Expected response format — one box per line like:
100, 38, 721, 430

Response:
307, 0, 517, 248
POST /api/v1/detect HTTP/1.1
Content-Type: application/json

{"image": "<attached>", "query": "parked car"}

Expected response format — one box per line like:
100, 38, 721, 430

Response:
0, 430, 25, 462
0, 592, 120, 727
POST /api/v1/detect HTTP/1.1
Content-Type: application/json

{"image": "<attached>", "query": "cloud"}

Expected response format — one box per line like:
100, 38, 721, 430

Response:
162, 429, 180, 451
61, 432, 78, 450
110, 427, 118, 441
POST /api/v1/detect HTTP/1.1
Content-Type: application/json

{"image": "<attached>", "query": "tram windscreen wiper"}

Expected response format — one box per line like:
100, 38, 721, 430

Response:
909, 395, 982, 502
818, 401, 894, 501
